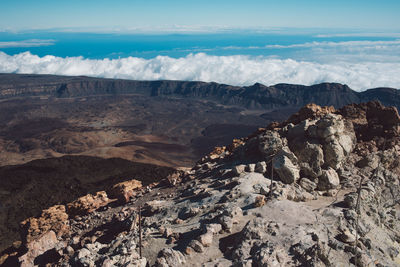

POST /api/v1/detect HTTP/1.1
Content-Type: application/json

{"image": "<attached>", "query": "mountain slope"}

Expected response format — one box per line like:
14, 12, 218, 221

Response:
1, 101, 399, 266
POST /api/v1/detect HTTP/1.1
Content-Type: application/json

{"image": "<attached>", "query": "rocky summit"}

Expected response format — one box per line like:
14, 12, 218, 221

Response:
1, 101, 400, 266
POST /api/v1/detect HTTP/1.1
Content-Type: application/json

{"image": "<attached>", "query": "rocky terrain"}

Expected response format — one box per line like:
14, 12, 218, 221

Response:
1, 101, 399, 266
0, 156, 176, 251
0, 73, 399, 169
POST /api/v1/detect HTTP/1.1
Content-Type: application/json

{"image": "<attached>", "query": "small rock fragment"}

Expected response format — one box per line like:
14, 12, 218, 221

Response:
255, 161, 267, 173
203, 223, 222, 235
338, 229, 356, 244
198, 233, 213, 247
254, 195, 266, 207
188, 240, 205, 253
233, 165, 246, 175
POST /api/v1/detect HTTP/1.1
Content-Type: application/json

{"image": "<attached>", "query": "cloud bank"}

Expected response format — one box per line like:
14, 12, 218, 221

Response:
0, 52, 399, 91
265, 39, 400, 49
0, 39, 55, 48
315, 33, 400, 38
213, 40, 400, 63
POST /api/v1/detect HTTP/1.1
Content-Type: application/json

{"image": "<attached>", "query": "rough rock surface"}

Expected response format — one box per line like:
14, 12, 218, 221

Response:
20, 205, 69, 244
154, 248, 186, 267
1, 101, 399, 267
18, 231, 58, 266
108, 179, 142, 203
272, 147, 300, 184
66, 191, 109, 216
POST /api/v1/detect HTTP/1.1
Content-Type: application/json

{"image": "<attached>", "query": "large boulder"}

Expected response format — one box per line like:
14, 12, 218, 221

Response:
290, 138, 324, 177
273, 148, 300, 184
311, 114, 346, 140
299, 178, 317, 192
317, 168, 340, 190
284, 110, 355, 179
18, 230, 58, 267
323, 139, 346, 170
307, 114, 356, 170
17, 205, 69, 266
286, 119, 316, 139
258, 131, 285, 160
291, 140, 324, 165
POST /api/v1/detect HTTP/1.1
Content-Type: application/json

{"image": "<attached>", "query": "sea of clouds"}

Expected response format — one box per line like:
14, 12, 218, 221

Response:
0, 39, 55, 48
0, 51, 399, 91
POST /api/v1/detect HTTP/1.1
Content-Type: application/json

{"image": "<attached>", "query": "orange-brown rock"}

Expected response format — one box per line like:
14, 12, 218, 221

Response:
228, 138, 246, 152
66, 191, 109, 216
0, 253, 9, 265
254, 195, 266, 207
266, 121, 281, 130
209, 146, 227, 159
19, 230, 58, 267
20, 205, 69, 244
108, 180, 142, 203
338, 101, 400, 149
366, 101, 400, 127
337, 103, 368, 126
286, 103, 335, 125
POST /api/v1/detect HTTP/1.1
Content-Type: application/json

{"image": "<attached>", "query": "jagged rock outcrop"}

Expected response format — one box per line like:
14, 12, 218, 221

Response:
108, 179, 142, 203
67, 191, 110, 217
16, 205, 70, 266
228, 104, 356, 187
20, 205, 69, 244
1, 101, 399, 266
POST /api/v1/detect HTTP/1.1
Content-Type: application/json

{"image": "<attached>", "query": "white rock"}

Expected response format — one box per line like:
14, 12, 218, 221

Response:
198, 233, 213, 247
233, 165, 246, 175
318, 168, 340, 190
245, 164, 256, 172
255, 161, 267, 173
204, 223, 222, 235
273, 149, 300, 184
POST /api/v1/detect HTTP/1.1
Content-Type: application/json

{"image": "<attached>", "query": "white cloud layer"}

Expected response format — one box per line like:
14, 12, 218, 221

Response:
0, 39, 55, 48
315, 33, 400, 38
265, 39, 400, 49
0, 52, 399, 91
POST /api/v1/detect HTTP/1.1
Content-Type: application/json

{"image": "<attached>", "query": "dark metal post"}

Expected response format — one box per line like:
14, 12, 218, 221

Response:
269, 158, 274, 198
139, 205, 142, 258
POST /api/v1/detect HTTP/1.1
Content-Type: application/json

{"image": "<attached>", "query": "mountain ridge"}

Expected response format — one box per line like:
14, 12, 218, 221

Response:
0, 73, 399, 110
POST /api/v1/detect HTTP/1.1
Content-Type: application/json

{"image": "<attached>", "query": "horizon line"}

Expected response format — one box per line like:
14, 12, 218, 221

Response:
1, 26, 400, 36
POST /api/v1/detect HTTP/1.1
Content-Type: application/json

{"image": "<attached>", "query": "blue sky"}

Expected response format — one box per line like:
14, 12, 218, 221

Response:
1, 0, 399, 32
